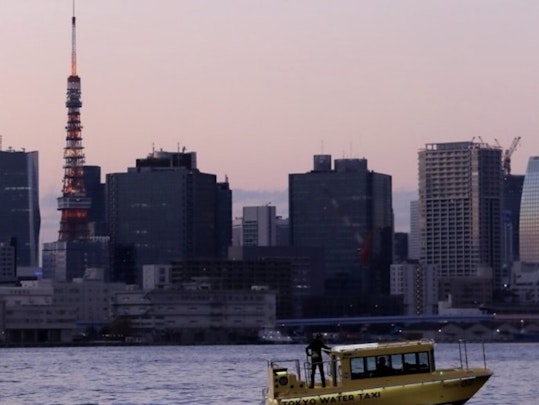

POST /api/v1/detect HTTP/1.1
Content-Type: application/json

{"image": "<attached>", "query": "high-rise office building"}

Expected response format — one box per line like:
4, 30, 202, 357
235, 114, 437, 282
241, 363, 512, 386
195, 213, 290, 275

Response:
106, 150, 231, 284
242, 206, 277, 246
418, 141, 502, 304
289, 154, 393, 316
408, 200, 420, 260
501, 174, 524, 287
519, 157, 539, 263
0, 149, 40, 269
84, 165, 107, 237
393, 232, 409, 263
0, 240, 16, 283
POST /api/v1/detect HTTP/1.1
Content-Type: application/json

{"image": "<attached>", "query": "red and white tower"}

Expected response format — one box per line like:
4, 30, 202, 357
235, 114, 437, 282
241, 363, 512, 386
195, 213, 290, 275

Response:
57, 6, 90, 241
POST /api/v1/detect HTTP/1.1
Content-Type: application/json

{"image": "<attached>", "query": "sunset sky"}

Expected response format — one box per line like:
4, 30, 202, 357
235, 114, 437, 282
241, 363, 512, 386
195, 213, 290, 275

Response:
2, 1, 539, 245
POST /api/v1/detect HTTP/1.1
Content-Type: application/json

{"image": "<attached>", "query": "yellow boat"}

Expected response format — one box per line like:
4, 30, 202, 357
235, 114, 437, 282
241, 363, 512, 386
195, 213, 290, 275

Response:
263, 339, 492, 405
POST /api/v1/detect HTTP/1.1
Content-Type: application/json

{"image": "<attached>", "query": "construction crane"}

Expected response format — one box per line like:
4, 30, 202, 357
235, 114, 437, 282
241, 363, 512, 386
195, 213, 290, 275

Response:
503, 136, 521, 175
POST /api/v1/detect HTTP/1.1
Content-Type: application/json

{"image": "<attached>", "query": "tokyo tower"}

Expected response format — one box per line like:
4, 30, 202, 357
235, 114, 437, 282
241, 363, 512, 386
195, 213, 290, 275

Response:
57, 5, 90, 241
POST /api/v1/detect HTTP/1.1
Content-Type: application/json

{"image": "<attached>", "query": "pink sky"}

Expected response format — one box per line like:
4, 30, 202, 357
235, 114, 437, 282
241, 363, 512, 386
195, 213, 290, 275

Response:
2, 1, 539, 245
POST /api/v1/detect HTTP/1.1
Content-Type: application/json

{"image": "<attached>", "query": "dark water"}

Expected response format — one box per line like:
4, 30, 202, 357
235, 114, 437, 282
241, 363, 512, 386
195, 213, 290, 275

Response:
0, 342, 535, 404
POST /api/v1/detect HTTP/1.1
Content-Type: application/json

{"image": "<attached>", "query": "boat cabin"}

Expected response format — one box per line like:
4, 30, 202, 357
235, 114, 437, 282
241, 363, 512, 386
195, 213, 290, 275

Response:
268, 340, 438, 398
334, 340, 435, 385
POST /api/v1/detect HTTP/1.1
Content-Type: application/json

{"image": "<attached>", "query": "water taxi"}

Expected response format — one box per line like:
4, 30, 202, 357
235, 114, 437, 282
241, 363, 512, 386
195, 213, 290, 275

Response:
263, 339, 491, 405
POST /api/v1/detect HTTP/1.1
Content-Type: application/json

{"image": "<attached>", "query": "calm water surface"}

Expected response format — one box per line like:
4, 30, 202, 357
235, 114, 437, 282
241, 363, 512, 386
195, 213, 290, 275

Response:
0, 343, 535, 404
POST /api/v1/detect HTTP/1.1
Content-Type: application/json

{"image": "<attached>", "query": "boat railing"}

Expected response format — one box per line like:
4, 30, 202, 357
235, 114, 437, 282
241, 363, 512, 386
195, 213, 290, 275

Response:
302, 357, 338, 386
457, 339, 488, 370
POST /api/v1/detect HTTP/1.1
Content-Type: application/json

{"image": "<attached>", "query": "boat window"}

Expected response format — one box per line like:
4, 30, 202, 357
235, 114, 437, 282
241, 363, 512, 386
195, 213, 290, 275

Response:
365, 356, 377, 376
351, 357, 365, 379
349, 350, 431, 380
390, 354, 403, 373
403, 351, 431, 373
403, 352, 417, 372
418, 351, 430, 372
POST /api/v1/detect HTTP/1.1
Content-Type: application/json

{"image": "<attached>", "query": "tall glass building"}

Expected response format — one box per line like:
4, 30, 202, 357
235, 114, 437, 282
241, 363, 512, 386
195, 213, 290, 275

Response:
289, 155, 394, 315
0, 149, 40, 269
519, 157, 539, 263
106, 150, 231, 284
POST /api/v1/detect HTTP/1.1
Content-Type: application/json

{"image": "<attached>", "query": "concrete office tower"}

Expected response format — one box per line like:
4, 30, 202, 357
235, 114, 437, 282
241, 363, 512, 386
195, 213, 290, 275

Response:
0, 149, 40, 269
418, 141, 503, 305
106, 149, 232, 284
290, 154, 394, 316
0, 241, 16, 283
84, 165, 107, 237
408, 200, 420, 260
519, 157, 539, 263
242, 206, 277, 246
390, 263, 438, 316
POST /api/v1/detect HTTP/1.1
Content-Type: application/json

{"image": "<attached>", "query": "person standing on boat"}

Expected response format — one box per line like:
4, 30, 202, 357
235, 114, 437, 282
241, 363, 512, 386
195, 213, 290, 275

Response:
305, 333, 331, 388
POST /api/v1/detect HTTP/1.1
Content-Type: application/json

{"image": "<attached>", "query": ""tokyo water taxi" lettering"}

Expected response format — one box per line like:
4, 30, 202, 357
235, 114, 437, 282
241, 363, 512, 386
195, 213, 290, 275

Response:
281, 391, 382, 405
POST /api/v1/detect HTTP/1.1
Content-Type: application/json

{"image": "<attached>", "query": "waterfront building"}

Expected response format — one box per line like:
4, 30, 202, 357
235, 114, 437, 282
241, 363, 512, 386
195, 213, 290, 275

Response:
289, 154, 394, 316
106, 149, 231, 284
53, 276, 128, 333
418, 141, 503, 305
0, 280, 75, 344
111, 288, 275, 344
0, 149, 40, 269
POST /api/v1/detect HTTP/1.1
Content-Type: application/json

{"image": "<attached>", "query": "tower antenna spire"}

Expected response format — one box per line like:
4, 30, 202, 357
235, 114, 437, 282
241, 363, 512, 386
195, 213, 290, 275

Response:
71, 0, 77, 76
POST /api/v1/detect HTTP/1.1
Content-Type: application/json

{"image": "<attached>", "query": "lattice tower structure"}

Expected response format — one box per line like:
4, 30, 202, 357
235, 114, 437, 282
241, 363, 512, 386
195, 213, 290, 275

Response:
57, 10, 90, 241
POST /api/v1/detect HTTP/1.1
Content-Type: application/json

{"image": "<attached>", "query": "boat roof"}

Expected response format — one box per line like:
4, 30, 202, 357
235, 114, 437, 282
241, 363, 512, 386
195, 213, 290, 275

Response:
331, 339, 434, 354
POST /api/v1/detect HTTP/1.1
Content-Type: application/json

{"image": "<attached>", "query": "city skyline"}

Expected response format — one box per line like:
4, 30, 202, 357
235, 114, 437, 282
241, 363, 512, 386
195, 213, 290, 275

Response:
3, 1, 539, 246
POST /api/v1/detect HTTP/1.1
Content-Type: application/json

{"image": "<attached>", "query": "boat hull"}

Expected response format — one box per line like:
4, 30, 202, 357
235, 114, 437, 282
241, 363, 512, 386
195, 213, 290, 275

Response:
266, 370, 491, 405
